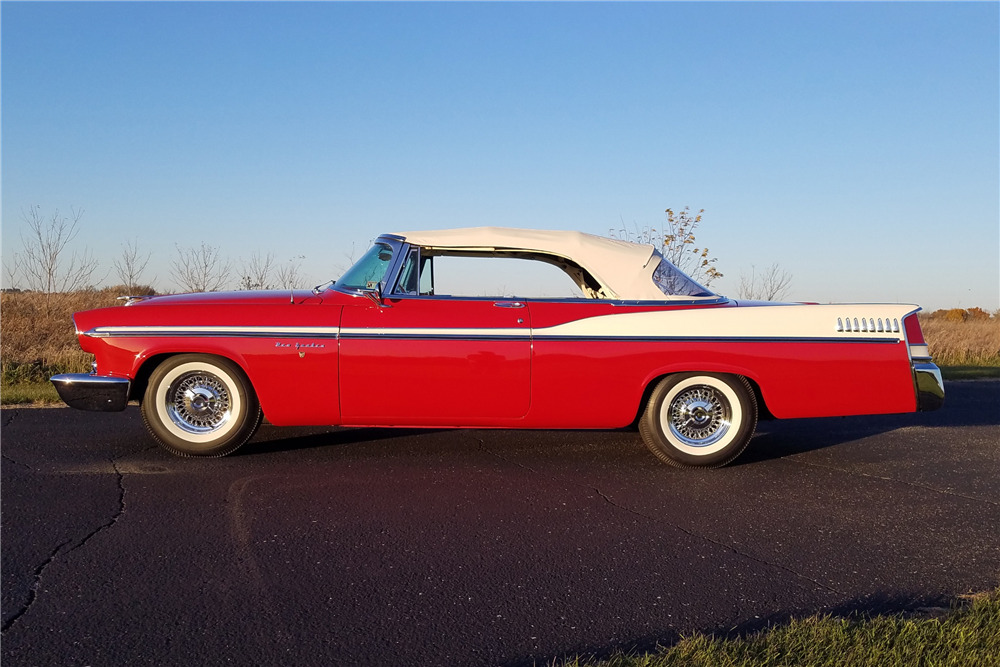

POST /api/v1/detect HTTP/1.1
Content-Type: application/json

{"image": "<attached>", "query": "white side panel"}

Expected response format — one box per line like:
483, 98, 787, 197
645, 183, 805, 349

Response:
534, 303, 919, 340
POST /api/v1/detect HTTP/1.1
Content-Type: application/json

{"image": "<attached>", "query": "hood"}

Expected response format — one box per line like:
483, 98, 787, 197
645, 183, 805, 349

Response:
123, 290, 323, 307
71, 289, 329, 335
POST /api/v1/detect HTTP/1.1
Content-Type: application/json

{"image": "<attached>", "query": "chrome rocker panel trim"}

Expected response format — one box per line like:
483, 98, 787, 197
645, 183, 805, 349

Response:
51, 373, 131, 412
912, 362, 944, 412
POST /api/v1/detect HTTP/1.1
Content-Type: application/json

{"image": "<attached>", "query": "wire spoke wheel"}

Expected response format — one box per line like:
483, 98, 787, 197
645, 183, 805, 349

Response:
166, 372, 233, 434
667, 385, 732, 447
639, 373, 757, 468
142, 354, 262, 457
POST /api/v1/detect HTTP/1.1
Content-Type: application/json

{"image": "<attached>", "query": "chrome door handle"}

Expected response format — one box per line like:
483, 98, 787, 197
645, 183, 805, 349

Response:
493, 301, 525, 308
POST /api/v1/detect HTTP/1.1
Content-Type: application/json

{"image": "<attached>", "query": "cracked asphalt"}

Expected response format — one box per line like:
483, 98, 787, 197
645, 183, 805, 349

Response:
2, 381, 998, 666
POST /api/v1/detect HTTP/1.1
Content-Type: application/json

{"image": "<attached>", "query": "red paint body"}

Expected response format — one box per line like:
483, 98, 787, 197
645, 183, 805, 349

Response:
72, 289, 922, 429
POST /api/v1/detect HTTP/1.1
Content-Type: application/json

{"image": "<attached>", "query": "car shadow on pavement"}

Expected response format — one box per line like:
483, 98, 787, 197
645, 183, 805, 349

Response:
236, 381, 996, 461
735, 380, 999, 465
241, 425, 448, 456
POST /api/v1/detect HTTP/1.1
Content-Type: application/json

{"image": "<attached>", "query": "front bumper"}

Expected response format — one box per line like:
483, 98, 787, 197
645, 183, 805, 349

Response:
912, 362, 944, 412
50, 374, 130, 412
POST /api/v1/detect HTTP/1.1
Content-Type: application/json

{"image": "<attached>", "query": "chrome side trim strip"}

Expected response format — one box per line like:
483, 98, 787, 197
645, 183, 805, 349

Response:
379, 294, 731, 307
86, 326, 341, 339
339, 333, 527, 342
340, 327, 526, 338
86, 324, 901, 345
339, 332, 898, 344
531, 335, 900, 344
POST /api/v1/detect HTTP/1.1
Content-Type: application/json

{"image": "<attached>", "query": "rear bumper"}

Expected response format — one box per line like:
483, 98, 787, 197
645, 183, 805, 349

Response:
50, 374, 130, 412
912, 362, 944, 412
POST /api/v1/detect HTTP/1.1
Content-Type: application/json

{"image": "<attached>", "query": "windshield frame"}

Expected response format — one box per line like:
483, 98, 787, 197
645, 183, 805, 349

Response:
332, 236, 406, 295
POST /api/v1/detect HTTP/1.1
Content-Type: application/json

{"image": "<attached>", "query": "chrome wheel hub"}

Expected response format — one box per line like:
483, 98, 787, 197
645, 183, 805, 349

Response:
668, 386, 731, 447
167, 372, 231, 434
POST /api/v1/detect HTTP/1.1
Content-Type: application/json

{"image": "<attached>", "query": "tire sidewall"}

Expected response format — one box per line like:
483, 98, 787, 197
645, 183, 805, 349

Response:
642, 373, 756, 467
142, 354, 258, 457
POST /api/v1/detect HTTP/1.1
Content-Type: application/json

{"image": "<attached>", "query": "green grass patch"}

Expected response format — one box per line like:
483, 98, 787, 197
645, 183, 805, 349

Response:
560, 589, 1000, 667
940, 365, 1000, 380
1, 381, 61, 406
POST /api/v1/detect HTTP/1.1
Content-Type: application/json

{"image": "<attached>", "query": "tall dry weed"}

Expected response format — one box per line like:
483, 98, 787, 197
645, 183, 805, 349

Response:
920, 316, 1000, 366
1, 288, 128, 381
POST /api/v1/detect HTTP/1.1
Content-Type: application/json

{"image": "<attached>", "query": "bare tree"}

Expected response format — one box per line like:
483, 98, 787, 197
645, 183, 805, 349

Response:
17, 206, 99, 294
4, 254, 22, 291
737, 263, 793, 301
112, 238, 153, 293
611, 207, 722, 287
237, 251, 275, 290
275, 256, 306, 289
171, 243, 231, 292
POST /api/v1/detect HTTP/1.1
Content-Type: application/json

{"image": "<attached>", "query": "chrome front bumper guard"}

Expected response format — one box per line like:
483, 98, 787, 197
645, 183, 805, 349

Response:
50, 374, 130, 412
912, 362, 944, 412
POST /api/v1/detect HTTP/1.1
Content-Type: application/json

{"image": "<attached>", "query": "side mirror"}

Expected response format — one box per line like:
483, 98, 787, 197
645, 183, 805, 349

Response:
363, 282, 392, 308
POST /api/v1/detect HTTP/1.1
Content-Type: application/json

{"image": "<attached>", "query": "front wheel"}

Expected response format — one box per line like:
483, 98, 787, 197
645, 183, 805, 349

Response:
639, 373, 757, 468
141, 354, 262, 457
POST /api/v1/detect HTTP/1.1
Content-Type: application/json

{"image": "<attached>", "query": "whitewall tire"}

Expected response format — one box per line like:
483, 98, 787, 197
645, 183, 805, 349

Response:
141, 354, 262, 457
639, 373, 757, 468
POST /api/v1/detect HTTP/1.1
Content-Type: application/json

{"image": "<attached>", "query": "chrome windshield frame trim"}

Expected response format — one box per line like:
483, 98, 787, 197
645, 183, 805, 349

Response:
51, 373, 131, 412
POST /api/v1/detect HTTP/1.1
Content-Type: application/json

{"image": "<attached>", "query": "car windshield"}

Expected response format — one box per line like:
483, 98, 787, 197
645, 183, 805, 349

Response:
335, 242, 395, 290
650, 251, 715, 298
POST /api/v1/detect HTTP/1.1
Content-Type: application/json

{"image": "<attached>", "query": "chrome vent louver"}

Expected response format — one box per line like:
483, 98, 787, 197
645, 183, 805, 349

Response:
836, 316, 900, 334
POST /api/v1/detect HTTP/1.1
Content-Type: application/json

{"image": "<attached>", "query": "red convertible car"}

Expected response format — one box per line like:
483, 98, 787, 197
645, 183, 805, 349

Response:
52, 227, 943, 467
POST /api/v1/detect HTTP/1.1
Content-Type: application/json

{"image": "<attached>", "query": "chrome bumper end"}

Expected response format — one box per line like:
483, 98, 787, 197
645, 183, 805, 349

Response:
50, 374, 130, 412
912, 362, 944, 412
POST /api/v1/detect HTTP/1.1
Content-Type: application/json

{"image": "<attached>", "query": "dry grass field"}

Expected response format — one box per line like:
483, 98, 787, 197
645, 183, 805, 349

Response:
1, 288, 136, 384
1, 291, 997, 392
920, 309, 1000, 367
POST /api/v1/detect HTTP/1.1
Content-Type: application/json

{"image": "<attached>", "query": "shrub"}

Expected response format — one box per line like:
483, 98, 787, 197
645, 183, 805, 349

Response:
944, 308, 968, 323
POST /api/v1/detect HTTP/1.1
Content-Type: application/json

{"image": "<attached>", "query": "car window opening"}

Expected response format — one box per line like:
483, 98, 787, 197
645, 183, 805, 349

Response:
394, 247, 609, 300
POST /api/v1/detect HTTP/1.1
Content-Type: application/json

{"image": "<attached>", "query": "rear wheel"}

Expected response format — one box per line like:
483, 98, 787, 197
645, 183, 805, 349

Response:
639, 373, 757, 468
141, 354, 262, 457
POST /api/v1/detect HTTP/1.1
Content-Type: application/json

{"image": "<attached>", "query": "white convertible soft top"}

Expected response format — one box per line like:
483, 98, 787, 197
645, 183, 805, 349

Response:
394, 226, 701, 301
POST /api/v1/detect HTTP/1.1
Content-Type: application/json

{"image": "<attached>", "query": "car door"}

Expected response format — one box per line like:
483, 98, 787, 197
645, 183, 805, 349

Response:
339, 295, 531, 425
526, 299, 674, 428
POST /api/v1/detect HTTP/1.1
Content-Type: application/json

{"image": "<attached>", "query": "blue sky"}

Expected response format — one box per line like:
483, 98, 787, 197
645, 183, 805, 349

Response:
2, 1, 997, 310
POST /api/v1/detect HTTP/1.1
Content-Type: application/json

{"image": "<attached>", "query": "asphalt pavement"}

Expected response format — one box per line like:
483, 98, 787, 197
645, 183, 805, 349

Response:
2, 380, 998, 666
